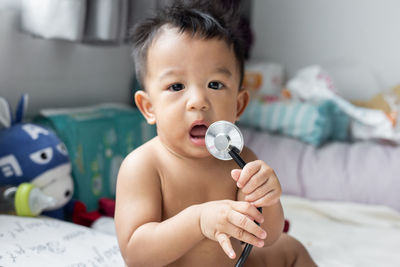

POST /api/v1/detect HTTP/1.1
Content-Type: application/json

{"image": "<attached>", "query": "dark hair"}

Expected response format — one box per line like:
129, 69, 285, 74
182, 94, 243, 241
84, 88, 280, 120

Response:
130, 1, 245, 89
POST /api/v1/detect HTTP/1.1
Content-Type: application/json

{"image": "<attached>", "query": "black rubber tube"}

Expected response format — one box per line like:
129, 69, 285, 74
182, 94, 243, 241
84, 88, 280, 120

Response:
228, 148, 263, 267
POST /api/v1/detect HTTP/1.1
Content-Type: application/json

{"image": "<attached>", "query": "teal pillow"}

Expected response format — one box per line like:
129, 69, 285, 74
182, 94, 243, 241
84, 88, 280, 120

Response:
239, 100, 349, 146
35, 105, 156, 211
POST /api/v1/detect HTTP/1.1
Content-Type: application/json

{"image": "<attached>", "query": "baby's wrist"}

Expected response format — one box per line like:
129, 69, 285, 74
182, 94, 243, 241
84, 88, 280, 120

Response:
190, 203, 207, 241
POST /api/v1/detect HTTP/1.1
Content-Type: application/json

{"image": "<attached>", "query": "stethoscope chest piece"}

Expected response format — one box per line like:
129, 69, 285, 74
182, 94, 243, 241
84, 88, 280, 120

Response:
205, 120, 244, 160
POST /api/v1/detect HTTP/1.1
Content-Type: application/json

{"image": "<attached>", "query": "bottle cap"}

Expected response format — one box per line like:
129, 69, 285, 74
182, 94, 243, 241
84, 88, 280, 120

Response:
15, 183, 56, 216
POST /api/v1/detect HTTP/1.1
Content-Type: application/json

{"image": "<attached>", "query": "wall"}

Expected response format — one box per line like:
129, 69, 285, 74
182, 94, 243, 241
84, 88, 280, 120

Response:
251, 0, 400, 100
0, 1, 157, 116
4, 0, 393, 111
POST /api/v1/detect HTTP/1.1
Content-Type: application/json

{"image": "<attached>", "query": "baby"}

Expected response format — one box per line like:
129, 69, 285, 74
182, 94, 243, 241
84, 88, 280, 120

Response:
115, 2, 316, 266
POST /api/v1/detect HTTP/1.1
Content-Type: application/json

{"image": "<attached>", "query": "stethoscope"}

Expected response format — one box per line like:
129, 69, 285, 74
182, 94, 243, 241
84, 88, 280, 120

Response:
205, 120, 263, 267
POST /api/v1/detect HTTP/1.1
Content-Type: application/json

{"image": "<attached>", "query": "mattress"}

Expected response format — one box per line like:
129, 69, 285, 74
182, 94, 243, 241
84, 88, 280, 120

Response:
2, 195, 400, 266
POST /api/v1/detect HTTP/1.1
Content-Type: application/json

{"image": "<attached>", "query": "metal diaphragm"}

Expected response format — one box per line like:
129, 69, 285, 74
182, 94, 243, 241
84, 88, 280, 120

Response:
205, 120, 244, 160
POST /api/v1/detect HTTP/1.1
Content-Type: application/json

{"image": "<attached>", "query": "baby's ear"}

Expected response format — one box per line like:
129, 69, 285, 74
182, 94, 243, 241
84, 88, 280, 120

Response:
135, 90, 156, 125
235, 88, 250, 120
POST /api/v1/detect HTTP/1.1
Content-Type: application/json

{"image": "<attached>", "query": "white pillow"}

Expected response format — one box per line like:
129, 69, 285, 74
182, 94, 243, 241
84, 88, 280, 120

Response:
244, 61, 284, 101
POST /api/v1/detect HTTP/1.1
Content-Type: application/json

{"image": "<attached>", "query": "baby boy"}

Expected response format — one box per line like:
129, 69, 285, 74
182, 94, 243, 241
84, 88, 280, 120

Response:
115, 2, 316, 266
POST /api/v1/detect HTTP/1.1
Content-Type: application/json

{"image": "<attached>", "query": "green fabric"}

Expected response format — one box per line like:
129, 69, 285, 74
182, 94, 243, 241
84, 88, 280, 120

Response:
35, 104, 155, 211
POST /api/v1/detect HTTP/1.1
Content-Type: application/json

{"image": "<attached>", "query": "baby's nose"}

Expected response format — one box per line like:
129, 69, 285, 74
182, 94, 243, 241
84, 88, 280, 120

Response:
187, 87, 209, 111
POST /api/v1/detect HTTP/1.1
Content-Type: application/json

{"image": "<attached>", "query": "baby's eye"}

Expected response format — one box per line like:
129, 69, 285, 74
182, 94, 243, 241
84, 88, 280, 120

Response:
208, 81, 224, 90
168, 83, 185, 91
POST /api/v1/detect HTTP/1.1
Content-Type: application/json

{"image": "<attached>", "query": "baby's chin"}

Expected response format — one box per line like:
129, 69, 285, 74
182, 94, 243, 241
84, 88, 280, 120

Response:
158, 137, 211, 159
179, 145, 212, 160
189, 135, 206, 146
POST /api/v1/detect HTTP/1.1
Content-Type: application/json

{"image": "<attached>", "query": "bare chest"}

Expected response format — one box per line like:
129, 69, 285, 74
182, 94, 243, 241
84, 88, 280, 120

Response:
159, 162, 238, 219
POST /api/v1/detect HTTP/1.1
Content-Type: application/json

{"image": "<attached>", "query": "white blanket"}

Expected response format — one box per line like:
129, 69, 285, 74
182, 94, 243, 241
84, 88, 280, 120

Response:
282, 195, 400, 267
92, 196, 400, 266
1, 196, 399, 266
0, 215, 124, 266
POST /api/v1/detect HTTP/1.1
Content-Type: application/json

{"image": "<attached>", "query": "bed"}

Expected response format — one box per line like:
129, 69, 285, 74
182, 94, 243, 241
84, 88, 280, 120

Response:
282, 195, 400, 267
2, 193, 400, 267
243, 127, 400, 266
0, 214, 124, 266
2, 109, 399, 266
242, 127, 400, 212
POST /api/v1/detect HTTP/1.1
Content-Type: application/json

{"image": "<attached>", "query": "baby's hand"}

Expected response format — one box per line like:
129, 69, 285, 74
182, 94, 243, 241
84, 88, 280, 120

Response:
199, 200, 266, 259
231, 160, 282, 207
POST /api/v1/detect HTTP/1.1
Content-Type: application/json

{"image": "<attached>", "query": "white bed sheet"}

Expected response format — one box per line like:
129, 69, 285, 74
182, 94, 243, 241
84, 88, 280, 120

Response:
282, 195, 400, 267
1, 195, 399, 267
0, 215, 124, 267
88, 196, 400, 266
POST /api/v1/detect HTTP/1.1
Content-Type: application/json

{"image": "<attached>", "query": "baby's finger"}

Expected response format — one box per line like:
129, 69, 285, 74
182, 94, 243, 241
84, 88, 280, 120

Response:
241, 172, 268, 195
252, 189, 281, 207
228, 210, 267, 240
233, 201, 264, 224
224, 222, 265, 248
244, 181, 270, 202
236, 161, 261, 188
231, 169, 241, 182
216, 232, 236, 259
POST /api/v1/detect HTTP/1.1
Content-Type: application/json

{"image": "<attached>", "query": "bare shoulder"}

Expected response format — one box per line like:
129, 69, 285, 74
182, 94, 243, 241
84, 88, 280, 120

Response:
241, 145, 258, 162
116, 137, 162, 196
118, 137, 160, 181
115, 137, 163, 249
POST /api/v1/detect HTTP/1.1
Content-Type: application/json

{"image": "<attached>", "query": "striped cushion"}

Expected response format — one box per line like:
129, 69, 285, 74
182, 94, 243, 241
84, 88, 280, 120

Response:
239, 100, 349, 146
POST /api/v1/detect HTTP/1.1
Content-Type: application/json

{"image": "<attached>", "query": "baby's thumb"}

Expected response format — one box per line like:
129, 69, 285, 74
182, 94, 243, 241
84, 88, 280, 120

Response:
231, 169, 241, 181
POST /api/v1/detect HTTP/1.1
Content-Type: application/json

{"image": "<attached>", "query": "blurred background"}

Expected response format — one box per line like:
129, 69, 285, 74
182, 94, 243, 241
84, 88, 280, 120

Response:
2, 0, 399, 115
1, 2, 400, 266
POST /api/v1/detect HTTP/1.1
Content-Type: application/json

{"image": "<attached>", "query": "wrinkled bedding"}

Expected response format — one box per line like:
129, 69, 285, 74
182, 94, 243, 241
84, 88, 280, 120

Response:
2, 195, 399, 267
242, 127, 400, 212
282, 195, 400, 267
92, 196, 400, 266
0, 215, 124, 266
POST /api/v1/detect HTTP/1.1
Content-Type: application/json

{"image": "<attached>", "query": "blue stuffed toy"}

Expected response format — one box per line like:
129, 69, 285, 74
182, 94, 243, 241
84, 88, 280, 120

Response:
0, 95, 74, 219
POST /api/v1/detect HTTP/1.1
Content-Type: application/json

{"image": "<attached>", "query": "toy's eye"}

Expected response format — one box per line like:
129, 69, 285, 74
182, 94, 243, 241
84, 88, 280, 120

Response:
30, 147, 53, 164
56, 143, 68, 156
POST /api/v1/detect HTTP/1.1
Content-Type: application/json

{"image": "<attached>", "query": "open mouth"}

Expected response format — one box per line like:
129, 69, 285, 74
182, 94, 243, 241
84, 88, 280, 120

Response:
190, 125, 207, 139
189, 123, 208, 145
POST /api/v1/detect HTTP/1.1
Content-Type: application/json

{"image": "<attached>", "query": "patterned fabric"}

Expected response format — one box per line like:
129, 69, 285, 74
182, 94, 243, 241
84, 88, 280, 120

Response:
35, 104, 156, 211
239, 100, 349, 146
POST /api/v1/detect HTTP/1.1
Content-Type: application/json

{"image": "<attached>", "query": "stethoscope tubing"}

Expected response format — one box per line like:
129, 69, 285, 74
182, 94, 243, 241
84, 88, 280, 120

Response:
229, 148, 263, 267
205, 121, 262, 267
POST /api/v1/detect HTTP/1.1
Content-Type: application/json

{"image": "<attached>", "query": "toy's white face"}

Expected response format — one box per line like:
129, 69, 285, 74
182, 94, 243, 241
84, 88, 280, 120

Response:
32, 162, 74, 210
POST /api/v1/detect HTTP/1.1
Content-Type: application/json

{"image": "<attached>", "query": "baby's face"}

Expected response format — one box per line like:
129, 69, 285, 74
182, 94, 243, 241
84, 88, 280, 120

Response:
141, 27, 248, 158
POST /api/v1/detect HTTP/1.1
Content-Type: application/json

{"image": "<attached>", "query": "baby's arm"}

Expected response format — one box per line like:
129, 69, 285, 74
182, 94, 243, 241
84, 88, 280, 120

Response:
234, 147, 285, 247
115, 145, 267, 265
115, 147, 203, 266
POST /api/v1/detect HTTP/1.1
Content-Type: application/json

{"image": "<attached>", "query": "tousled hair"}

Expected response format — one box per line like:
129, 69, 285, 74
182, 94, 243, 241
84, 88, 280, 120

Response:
130, 1, 245, 89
